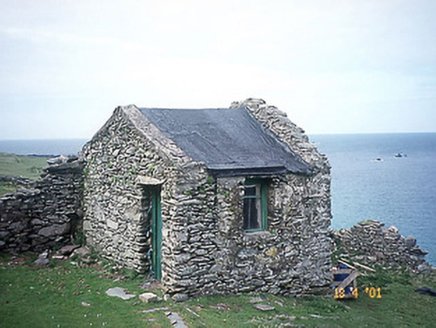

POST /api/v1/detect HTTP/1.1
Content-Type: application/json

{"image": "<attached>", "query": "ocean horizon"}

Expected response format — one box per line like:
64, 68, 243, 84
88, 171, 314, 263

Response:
0, 138, 88, 157
0, 133, 435, 265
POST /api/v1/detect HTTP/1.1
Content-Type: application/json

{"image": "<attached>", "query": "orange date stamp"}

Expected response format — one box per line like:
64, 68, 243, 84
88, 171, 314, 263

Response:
334, 287, 382, 299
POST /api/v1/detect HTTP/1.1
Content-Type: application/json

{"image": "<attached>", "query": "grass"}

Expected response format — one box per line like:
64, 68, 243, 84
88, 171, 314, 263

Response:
0, 152, 49, 180
0, 152, 49, 194
1, 254, 435, 327
0, 181, 20, 195
0, 254, 167, 327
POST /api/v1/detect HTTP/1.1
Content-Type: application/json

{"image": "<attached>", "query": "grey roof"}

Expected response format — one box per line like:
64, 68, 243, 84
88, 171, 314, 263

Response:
139, 106, 312, 177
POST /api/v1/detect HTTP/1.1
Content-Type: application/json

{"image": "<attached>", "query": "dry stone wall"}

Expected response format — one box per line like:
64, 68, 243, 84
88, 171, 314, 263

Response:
230, 98, 329, 173
159, 172, 333, 296
334, 220, 432, 273
0, 157, 83, 253
0, 176, 34, 189
204, 174, 332, 296
160, 171, 217, 295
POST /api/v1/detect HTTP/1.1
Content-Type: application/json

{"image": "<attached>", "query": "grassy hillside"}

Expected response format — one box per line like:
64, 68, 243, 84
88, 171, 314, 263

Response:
0, 253, 435, 327
0, 153, 49, 179
0, 153, 49, 194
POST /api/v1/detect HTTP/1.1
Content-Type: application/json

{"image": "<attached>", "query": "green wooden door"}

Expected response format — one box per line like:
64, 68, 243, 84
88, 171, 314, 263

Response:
151, 187, 162, 280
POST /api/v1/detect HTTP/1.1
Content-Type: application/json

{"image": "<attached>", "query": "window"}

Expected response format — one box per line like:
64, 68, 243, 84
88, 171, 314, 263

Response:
243, 179, 267, 231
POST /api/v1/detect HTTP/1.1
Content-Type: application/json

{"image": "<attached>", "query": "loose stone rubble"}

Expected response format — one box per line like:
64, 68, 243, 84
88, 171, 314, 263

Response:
0, 156, 83, 253
333, 220, 432, 273
139, 292, 160, 303
81, 98, 333, 296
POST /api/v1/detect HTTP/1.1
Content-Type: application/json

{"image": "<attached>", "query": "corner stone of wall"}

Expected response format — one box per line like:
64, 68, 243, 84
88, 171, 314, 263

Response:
0, 156, 84, 253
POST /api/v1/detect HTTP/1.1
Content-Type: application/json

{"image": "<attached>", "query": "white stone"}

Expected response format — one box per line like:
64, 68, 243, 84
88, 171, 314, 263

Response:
136, 175, 164, 186
253, 303, 275, 311
107, 219, 118, 230
105, 287, 136, 300
139, 292, 159, 303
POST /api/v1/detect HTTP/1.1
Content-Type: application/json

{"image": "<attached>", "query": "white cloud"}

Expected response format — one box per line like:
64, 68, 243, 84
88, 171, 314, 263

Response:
1, 26, 163, 55
1, 0, 436, 138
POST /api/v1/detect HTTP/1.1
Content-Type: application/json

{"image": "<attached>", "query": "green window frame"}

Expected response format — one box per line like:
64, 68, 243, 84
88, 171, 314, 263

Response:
243, 178, 267, 232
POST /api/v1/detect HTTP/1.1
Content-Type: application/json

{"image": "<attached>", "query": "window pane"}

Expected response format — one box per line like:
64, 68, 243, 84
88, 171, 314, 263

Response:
244, 185, 257, 197
243, 196, 261, 230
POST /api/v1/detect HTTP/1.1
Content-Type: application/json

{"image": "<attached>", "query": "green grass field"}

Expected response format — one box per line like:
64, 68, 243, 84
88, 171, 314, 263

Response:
0, 153, 49, 194
1, 254, 435, 327
0, 153, 49, 179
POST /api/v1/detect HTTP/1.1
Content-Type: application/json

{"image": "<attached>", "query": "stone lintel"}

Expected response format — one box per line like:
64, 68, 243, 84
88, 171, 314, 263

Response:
136, 176, 165, 186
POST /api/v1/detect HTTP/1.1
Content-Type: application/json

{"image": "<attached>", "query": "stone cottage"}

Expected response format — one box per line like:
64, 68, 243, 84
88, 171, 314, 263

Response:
81, 98, 332, 296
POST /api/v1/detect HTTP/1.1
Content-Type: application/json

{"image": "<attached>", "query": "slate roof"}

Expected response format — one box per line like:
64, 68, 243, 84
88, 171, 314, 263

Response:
139, 106, 312, 177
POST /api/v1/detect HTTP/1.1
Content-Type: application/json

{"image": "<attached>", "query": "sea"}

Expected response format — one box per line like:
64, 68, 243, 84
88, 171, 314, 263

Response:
0, 134, 435, 265
311, 133, 436, 266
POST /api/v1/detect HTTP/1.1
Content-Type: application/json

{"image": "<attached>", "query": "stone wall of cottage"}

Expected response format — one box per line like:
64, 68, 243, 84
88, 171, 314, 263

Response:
81, 105, 198, 277
333, 220, 432, 273
209, 175, 331, 296
159, 172, 332, 296
83, 107, 169, 273
160, 166, 215, 295
0, 158, 83, 253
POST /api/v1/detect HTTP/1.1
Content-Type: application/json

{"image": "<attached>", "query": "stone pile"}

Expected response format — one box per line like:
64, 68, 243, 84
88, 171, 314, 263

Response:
0, 156, 84, 253
333, 220, 432, 273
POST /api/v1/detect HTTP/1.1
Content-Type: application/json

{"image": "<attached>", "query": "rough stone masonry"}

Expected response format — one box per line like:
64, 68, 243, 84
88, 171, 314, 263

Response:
81, 98, 333, 296
0, 157, 84, 253
333, 220, 432, 273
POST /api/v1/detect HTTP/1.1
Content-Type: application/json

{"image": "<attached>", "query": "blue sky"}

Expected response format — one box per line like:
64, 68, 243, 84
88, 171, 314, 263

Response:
1, 0, 435, 139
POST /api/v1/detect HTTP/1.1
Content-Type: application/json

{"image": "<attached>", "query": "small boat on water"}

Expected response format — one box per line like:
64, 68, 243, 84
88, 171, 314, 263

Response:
394, 152, 407, 158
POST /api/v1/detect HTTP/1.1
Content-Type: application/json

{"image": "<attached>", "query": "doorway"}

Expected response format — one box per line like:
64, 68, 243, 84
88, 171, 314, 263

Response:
142, 185, 162, 280
150, 186, 162, 280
